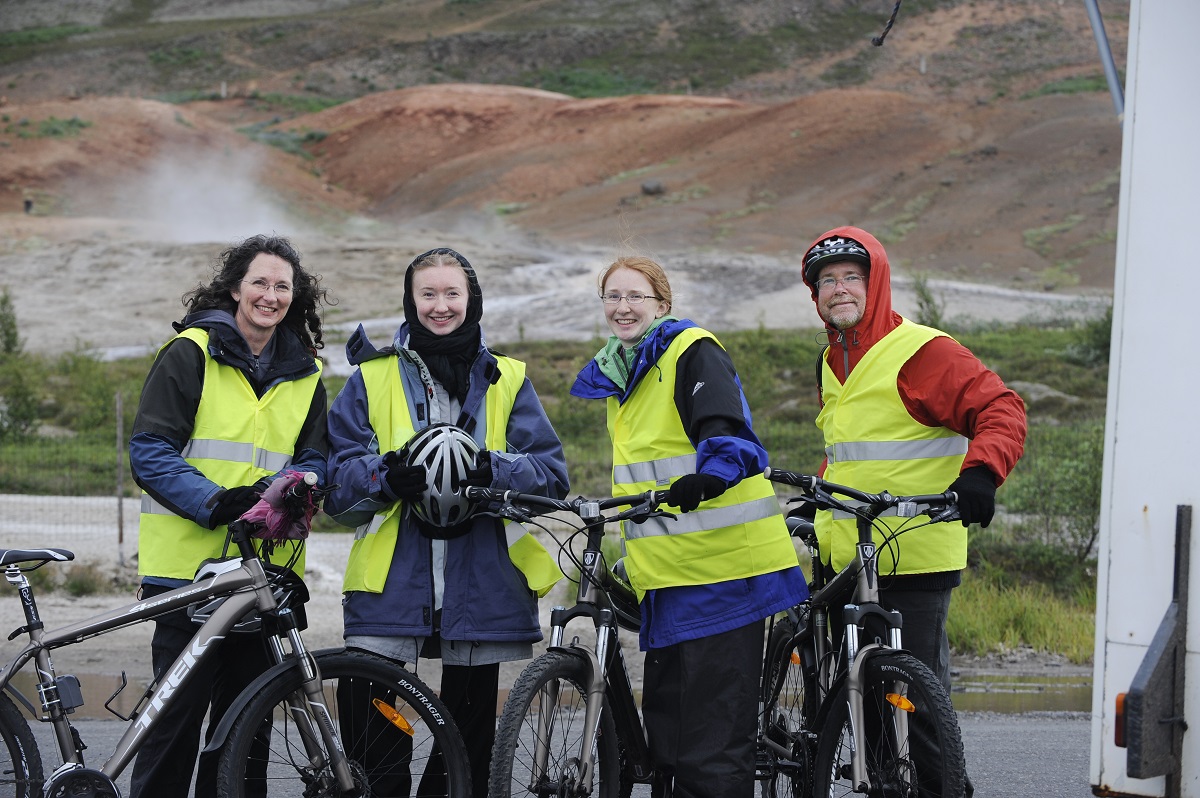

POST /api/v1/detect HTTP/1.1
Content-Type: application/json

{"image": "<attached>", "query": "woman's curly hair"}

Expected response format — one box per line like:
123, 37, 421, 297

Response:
183, 234, 331, 351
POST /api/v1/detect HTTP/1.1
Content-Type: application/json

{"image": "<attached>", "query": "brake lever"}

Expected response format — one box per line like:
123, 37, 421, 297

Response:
625, 508, 677, 525
929, 506, 961, 524
497, 500, 536, 524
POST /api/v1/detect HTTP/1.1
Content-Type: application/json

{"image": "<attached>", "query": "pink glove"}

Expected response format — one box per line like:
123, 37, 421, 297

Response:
240, 470, 319, 541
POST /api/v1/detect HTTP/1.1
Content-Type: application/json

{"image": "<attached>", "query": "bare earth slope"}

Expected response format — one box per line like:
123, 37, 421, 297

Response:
0, 83, 1116, 356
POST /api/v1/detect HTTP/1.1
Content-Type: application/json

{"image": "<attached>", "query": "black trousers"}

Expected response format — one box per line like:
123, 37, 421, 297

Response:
641, 620, 765, 798
338, 658, 498, 798
129, 583, 273, 798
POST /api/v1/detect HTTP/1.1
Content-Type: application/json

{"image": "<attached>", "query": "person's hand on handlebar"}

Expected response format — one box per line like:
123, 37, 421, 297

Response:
209, 485, 261, 528
667, 473, 727, 513
946, 465, 997, 528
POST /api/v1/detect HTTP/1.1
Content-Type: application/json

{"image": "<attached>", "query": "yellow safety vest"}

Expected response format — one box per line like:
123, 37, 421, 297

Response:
139, 328, 319, 579
342, 353, 563, 596
609, 327, 798, 595
816, 318, 968, 574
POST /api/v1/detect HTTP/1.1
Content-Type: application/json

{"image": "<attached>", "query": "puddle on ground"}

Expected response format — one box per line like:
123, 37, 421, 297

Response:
951, 672, 1093, 713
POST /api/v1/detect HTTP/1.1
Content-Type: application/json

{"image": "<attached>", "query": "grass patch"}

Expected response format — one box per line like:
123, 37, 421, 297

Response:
529, 67, 656, 98
3, 116, 92, 139
1022, 74, 1112, 99
238, 122, 327, 158
248, 93, 347, 115
1022, 214, 1084, 257
148, 46, 219, 69
950, 570, 1095, 663
0, 25, 94, 48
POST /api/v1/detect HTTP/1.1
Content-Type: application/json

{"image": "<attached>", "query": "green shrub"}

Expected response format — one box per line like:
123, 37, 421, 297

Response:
63, 562, 108, 596
1002, 420, 1103, 564
911, 273, 946, 329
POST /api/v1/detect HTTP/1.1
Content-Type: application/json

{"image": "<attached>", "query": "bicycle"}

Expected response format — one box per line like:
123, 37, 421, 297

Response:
757, 466, 967, 798
0, 471, 470, 798
471, 485, 671, 798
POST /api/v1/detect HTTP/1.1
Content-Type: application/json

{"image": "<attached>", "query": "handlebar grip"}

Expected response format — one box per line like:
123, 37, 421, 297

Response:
301, 471, 318, 486
764, 466, 812, 488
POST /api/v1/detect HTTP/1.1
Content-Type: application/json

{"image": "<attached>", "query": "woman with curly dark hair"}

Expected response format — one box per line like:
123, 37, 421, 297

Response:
128, 234, 331, 798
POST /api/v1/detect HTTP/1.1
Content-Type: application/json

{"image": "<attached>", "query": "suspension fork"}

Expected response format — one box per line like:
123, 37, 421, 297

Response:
269, 610, 356, 793
844, 640, 912, 792
531, 613, 619, 795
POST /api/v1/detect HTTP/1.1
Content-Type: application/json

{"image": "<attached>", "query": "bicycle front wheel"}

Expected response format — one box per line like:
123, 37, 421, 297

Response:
0, 691, 42, 798
217, 649, 470, 797
489, 650, 624, 798
759, 618, 816, 798
812, 650, 964, 798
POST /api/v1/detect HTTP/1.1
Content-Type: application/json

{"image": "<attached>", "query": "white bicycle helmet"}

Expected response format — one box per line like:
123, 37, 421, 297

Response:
403, 423, 481, 534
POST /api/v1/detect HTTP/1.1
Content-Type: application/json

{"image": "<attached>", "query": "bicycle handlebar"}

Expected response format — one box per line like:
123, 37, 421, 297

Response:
764, 466, 959, 524
463, 486, 671, 525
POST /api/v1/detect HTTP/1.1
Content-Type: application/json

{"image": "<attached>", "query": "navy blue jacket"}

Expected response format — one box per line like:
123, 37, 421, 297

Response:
326, 323, 569, 642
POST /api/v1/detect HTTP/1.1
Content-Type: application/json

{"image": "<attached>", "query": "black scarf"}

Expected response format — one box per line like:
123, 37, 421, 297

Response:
403, 248, 484, 404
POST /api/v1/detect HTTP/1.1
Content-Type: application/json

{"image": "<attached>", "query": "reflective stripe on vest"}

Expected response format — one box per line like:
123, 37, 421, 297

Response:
138, 328, 319, 579
815, 318, 967, 574
342, 354, 563, 596
609, 327, 798, 593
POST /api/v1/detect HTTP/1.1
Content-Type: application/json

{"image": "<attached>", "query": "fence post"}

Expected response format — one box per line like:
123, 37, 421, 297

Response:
116, 390, 125, 567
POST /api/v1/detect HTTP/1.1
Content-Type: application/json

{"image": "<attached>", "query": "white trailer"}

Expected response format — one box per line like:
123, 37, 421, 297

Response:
1091, 1, 1200, 795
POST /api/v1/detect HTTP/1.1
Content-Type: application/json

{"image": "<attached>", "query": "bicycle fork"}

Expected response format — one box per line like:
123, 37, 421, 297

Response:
530, 617, 614, 796
267, 610, 356, 793
843, 637, 912, 793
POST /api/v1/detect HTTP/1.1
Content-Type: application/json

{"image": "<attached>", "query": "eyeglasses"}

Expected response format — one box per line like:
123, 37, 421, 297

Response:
815, 273, 865, 292
600, 292, 661, 305
242, 279, 292, 296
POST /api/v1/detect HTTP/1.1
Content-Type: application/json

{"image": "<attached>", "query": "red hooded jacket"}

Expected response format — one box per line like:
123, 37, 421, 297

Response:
802, 226, 1026, 486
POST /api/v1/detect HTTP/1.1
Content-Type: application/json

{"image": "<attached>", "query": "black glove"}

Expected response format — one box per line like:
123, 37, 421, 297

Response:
209, 485, 261, 529
947, 465, 997, 528
667, 473, 727, 513
459, 453, 493, 489
382, 452, 426, 502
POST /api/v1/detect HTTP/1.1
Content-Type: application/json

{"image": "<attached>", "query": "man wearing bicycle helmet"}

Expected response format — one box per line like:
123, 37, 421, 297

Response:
325, 247, 569, 797
802, 225, 1026, 693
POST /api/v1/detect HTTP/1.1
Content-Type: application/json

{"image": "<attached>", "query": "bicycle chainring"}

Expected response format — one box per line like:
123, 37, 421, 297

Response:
45, 767, 120, 798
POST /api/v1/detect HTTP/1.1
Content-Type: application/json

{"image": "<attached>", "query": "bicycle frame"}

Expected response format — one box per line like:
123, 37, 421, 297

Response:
0, 533, 355, 792
469, 487, 666, 797
764, 468, 958, 795
533, 501, 654, 793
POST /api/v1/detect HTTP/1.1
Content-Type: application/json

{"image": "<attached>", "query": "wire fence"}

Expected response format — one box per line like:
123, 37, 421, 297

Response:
0, 494, 139, 566
0, 390, 138, 564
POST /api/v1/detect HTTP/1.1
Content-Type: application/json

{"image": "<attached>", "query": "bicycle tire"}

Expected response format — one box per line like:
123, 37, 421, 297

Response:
489, 650, 625, 798
0, 691, 42, 798
812, 650, 965, 798
759, 618, 815, 798
216, 649, 470, 797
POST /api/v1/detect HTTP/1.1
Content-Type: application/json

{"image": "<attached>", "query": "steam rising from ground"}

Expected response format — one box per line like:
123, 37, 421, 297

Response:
113, 147, 296, 244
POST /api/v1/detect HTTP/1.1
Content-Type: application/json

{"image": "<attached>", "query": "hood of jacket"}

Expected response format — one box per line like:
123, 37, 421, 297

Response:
176, 308, 317, 383
571, 318, 697, 403
801, 225, 903, 383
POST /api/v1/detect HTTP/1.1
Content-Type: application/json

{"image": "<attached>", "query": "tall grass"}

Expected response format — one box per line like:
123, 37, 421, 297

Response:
949, 570, 1095, 663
